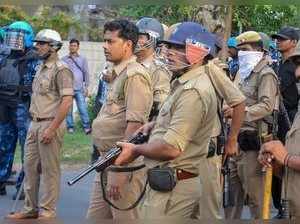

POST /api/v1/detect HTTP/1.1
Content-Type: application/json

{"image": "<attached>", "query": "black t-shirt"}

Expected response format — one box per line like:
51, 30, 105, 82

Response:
278, 59, 299, 121
277, 58, 299, 143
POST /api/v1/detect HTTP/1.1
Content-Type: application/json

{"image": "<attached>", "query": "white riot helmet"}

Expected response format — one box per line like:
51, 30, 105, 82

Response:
34, 29, 62, 51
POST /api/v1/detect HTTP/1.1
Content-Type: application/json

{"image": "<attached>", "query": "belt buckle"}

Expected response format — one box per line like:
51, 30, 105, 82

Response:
176, 169, 183, 180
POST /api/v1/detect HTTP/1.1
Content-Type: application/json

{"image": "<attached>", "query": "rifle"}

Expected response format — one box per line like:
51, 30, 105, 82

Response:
221, 119, 235, 208
67, 132, 149, 186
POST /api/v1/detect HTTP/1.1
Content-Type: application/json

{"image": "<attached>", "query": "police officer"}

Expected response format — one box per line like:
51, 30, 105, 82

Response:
259, 49, 300, 218
7, 29, 74, 219
195, 33, 246, 219
116, 22, 220, 218
224, 31, 278, 219
87, 19, 153, 219
0, 21, 39, 199
135, 17, 171, 120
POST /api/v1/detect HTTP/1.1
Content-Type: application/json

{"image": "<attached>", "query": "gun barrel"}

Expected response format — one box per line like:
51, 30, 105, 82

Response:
67, 147, 121, 186
67, 164, 96, 186
67, 132, 148, 186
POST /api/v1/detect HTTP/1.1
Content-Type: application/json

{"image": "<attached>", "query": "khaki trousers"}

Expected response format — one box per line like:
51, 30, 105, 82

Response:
23, 121, 64, 217
86, 168, 146, 219
195, 155, 222, 219
138, 176, 201, 218
224, 150, 264, 219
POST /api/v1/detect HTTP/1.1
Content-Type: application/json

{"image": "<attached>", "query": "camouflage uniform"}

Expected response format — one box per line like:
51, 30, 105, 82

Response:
0, 55, 39, 190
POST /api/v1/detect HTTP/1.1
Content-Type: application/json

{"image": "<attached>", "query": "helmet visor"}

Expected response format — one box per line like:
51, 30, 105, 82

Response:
4, 28, 25, 51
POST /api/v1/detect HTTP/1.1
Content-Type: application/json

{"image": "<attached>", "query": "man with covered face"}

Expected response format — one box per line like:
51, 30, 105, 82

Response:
224, 31, 278, 219
115, 21, 220, 218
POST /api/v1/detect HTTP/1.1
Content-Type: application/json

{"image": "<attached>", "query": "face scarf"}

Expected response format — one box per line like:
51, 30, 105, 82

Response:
238, 51, 264, 80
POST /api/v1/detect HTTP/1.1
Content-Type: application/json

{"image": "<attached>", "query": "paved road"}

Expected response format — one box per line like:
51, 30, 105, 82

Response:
0, 170, 278, 221
0, 170, 94, 221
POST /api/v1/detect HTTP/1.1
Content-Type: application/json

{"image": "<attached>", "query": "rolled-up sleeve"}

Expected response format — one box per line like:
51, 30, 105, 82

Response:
208, 62, 245, 107
56, 68, 74, 96
124, 74, 153, 123
163, 89, 205, 151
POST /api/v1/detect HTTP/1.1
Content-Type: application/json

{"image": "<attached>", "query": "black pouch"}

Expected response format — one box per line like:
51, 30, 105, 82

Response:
238, 130, 261, 151
216, 135, 226, 155
207, 139, 216, 158
147, 167, 177, 192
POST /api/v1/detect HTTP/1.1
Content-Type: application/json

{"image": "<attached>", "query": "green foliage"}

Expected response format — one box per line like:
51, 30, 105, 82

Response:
232, 5, 300, 35
119, 5, 202, 26
87, 25, 103, 42
0, 5, 28, 27
62, 130, 91, 163
30, 7, 82, 39
1, 4, 300, 43
87, 95, 97, 121
0, 5, 82, 39
120, 4, 300, 36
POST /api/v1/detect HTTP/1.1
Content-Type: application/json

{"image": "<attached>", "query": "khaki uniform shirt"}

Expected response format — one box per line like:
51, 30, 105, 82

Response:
30, 54, 74, 119
92, 56, 153, 152
141, 54, 170, 109
207, 60, 246, 136
284, 114, 300, 217
238, 58, 278, 132
144, 65, 218, 175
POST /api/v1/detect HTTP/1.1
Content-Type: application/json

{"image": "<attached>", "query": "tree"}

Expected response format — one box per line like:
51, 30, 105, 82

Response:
0, 5, 82, 40
232, 5, 300, 35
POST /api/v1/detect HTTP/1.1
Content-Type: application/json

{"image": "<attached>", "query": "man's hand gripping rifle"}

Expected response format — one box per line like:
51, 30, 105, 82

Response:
67, 132, 149, 186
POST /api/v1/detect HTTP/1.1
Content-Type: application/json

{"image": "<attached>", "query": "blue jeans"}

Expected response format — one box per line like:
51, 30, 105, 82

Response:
66, 89, 90, 129
0, 103, 30, 188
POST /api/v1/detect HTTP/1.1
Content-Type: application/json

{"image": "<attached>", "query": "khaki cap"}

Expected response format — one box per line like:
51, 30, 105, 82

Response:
236, 31, 262, 46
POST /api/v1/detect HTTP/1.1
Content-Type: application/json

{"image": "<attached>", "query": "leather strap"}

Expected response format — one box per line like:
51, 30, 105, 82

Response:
31, 117, 54, 122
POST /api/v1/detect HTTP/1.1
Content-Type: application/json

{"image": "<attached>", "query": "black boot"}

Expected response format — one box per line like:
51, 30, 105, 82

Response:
0, 183, 7, 195
12, 188, 25, 200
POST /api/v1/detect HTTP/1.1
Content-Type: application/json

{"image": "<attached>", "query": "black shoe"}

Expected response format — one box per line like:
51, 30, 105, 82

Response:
12, 189, 25, 200
0, 184, 7, 196
273, 210, 284, 219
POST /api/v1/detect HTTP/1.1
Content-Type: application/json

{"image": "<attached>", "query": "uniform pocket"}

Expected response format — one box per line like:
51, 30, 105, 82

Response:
39, 78, 51, 95
104, 100, 124, 116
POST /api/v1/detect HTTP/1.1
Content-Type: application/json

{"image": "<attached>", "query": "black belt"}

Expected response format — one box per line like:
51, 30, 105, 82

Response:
107, 164, 146, 172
